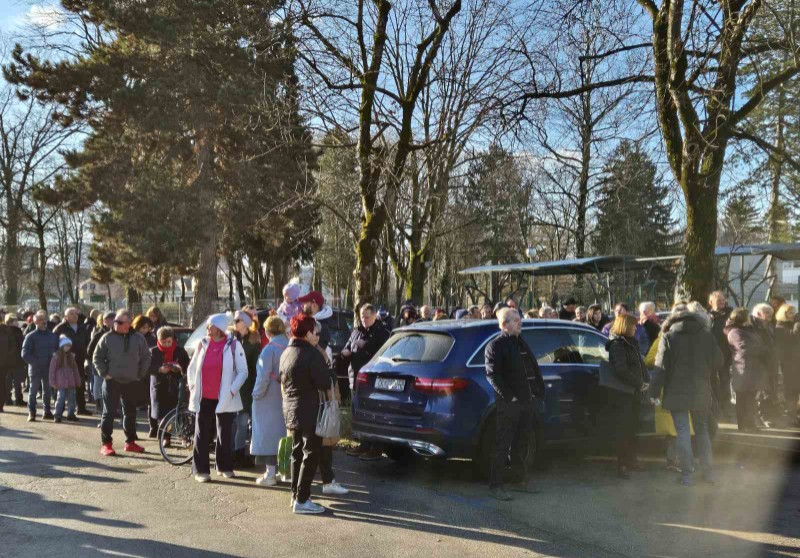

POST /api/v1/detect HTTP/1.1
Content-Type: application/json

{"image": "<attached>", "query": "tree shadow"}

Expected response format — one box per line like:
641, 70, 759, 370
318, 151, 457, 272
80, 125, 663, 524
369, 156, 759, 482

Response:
0, 488, 248, 558
0, 426, 41, 441
0, 450, 142, 483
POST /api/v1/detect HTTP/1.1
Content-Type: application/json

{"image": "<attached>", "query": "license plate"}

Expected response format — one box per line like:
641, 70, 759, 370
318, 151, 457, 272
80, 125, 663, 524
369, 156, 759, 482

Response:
375, 377, 406, 392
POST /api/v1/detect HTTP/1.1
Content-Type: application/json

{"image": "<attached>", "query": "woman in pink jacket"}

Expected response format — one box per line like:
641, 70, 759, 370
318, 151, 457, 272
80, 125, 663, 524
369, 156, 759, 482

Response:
49, 335, 83, 423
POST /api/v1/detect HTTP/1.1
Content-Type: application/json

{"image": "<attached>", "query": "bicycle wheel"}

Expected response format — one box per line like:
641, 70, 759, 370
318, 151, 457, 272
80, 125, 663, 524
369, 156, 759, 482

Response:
159, 407, 195, 466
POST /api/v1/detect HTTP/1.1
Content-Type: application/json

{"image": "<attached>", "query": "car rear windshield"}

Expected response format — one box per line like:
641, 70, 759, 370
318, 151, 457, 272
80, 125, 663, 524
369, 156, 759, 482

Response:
374, 332, 454, 363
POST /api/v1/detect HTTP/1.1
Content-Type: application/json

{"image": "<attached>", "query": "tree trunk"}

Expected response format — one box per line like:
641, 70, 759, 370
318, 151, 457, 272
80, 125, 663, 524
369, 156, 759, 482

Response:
4, 203, 20, 304
106, 284, 113, 310
126, 287, 142, 314
766, 87, 786, 299
678, 172, 719, 304
190, 130, 218, 327
405, 251, 427, 305
36, 224, 48, 311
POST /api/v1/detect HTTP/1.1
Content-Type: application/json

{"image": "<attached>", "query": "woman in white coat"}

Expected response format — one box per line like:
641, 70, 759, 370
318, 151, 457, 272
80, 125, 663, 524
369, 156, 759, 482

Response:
187, 313, 248, 483
251, 316, 289, 486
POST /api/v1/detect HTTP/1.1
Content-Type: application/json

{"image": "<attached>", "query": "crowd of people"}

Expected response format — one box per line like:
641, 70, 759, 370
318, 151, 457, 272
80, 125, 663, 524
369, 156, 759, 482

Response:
1, 287, 796, 508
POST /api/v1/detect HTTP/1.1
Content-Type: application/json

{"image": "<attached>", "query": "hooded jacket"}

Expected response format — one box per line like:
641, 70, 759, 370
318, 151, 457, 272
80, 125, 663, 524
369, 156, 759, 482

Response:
313, 304, 333, 350
92, 330, 152, 384
648, 311, 722, 412
725, 322, 768, 393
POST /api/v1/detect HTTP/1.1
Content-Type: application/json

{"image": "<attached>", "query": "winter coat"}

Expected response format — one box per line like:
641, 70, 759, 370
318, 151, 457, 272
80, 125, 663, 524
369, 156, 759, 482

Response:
709, 307, 733, 369
236, 333, 261, 414
251, 334, 288, 456
726, 323, 769, 393
559, 308, 576, 321
93, 331, 152, 384
752, 319, 778, 385
2, 325, 24, 373
148, 344, 190, 419
86, 326, 109, 371
49, 353, 82, 390
605, 336, 649, 394
53, 321, 90, 373
484, 332, 545, 403
186, 334, 248, 414
280, 338, 331, 434
22, 329, 59, 378
603, 321, 650, 355
648, 311, 722, 412
775, 321, 800, 393
343, 321, 391, 379
313, 305, 333, 350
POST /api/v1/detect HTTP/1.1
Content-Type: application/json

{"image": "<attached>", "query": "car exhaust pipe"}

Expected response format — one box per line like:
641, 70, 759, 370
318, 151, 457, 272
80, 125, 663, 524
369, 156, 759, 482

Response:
408, 441, 445, 458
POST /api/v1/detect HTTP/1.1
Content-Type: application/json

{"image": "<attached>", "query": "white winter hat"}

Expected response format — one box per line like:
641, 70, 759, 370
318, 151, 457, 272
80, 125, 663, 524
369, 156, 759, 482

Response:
58, 335, 72, 349
234, 310, 253, 329
207, 313, 231, 333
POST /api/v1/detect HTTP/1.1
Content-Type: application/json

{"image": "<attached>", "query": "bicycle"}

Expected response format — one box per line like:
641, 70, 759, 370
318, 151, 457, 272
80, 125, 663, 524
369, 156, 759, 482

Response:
158, 379, 195, 466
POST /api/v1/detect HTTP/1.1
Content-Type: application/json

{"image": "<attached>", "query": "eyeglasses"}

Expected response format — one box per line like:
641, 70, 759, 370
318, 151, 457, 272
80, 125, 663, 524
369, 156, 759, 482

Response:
233, 319, 242, 324
114, 320, 129, 325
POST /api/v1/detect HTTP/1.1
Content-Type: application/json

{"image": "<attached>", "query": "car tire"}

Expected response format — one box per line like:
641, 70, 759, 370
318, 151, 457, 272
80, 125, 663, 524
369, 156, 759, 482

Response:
384, 445, 413, 464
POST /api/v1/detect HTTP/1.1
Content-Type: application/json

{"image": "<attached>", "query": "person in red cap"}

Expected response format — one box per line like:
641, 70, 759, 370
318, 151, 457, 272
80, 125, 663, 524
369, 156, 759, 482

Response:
297, 291, 333, 350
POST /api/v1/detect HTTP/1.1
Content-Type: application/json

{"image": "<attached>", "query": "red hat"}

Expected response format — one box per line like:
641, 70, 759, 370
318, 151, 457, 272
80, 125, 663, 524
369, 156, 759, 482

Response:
297, 291, 325, 307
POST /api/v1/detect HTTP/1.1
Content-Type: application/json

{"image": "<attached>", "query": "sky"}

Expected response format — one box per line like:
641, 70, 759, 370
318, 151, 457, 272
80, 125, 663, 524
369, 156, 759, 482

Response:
1, 1, 42, 35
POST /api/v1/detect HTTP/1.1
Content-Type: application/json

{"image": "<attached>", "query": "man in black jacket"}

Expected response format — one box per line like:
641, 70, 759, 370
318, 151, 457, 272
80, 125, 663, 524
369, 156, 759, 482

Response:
484, 307, 545, 501
708, 291, 733, 416
54, 307, 92, 415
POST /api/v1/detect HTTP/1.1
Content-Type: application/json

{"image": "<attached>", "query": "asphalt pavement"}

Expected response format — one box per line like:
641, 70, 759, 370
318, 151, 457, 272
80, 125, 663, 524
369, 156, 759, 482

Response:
1, 403, 799, 558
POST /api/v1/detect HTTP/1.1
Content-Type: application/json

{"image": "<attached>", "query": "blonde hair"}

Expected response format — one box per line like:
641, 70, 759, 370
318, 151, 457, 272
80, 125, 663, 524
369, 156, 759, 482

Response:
610, 315, 637, 338
4, 314, 17, 325
776, 303, 796, 323
729, 307, 750, 327
265, 315, 286, 336
145, 306, 165, 325
752, 303, 774, 320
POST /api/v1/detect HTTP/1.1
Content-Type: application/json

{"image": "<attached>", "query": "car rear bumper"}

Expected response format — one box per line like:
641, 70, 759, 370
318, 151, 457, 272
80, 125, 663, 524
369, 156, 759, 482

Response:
352, 420, 448, 457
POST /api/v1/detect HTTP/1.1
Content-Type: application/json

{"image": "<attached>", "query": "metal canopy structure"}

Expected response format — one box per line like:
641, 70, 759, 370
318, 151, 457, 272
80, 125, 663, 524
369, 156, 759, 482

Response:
458, 243, 800, 308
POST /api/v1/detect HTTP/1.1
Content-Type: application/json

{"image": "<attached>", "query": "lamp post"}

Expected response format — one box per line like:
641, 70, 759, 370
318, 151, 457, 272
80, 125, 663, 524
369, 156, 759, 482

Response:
526, 247, 536, 310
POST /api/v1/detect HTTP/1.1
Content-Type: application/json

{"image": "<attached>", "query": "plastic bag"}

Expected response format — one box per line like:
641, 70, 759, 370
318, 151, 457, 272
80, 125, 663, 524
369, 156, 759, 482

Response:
316, 381, 341, 440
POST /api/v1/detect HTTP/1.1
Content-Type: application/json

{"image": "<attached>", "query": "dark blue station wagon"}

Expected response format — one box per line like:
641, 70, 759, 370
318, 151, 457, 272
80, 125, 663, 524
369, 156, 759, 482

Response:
351, 319, 619, 474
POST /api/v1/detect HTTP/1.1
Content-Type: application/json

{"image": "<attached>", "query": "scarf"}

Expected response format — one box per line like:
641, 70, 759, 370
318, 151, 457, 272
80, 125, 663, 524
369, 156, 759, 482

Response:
157, 340, 177, 364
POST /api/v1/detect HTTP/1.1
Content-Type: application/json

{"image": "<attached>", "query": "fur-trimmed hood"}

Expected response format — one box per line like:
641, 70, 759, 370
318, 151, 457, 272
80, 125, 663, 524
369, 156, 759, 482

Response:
661, 311, 709, 334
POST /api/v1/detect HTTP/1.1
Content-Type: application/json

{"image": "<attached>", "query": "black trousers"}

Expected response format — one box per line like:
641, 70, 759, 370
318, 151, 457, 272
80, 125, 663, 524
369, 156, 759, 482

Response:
717, 364, 732, 410
100, 380, 138, 445
75, 361, 87, 412
192, 398, 234, 475
320, 445, 335, 484
490, 400, 533, 488
10, 367, 25, 403
736, 391, 758, 430
0, 368, 6, 410
606, 389, 640, 468
291, 430, 322, 503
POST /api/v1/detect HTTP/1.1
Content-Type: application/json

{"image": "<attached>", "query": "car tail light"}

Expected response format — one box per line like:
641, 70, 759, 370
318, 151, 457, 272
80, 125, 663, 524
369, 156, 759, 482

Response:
412, 377, 469, 395
356, 372, 369, 390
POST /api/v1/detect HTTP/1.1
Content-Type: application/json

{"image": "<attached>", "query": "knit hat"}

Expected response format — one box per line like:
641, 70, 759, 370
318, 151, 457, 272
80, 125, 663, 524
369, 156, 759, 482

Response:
59, 335, 72, 349
283, 283, 301, 302
297, 290, 324, 307
234, 310, 253, 329
207, 313, 230, 333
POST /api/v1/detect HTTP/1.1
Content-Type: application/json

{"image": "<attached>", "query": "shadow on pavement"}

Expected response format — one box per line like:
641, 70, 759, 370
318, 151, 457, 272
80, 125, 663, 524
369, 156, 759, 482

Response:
0, 426, 41, 441
0, 488, 247, 558
0, 450, 143, 483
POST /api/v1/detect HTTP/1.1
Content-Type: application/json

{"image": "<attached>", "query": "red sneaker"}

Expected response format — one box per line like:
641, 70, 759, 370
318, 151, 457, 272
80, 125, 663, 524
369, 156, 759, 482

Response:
100, 443, 116, 457
124, 442, 145, 453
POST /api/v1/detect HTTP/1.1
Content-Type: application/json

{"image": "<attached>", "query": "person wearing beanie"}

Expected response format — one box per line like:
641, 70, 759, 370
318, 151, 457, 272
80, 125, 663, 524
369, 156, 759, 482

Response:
280, 314, 331, 514
277, 283, 303, 322
186, 313, 248, 482
49, 335, 82, 423
297, 291, 333, 349
93, 310, 152, 455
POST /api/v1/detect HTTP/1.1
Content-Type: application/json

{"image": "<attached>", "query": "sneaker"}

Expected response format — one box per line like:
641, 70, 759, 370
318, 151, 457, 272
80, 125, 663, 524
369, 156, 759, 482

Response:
14, 400, 25, 407
42, 411, 54, 421
66, 415, 79, 422
216, 471, 235, 478
345, 445, 369, 457
489, 487, 513, 501
359, 448, 384, 461
256, 474, 277, 487
322, 482, 349, 495
53, 416, 62, 424
293, 499, 325, 514
124, 442, 145, 453
100, 443, 116, 457
27, 413, 35, 422
195, 474, 211, 483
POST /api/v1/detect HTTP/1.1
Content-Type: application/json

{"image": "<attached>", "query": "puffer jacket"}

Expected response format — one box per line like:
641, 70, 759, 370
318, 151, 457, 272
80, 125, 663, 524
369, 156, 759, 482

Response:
726, 323, 769, 393
22, 329, 59, 377
775, 321, 800, 393
648, 311, 722, 412
280, 338, 331, 434
187, 334, 248, 414
49, 353, 82, 390
606, 336, 649, 391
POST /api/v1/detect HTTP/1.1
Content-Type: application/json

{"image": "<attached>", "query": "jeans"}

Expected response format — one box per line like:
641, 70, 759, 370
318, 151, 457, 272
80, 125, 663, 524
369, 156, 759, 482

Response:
671, 410, 712, 477
75, 362, 87, 412
736, 391, 758, 430
28, 374, 52, 415
55, 388, 77, 418
232, 411, 250, 452
92, 370, 105, 415
192, 398, 234, 475
291, 431, 322, 503
100, 379, 138, 445
490, 400, 534, 488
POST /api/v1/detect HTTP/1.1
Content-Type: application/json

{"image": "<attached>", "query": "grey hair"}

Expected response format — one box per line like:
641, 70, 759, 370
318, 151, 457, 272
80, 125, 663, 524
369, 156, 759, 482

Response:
687, 301, 710, 328
752, 303, 774, 320
639, 301, 656, 315
496, 307, 519, 325
115, 309, 132, 321
34, 310, 48, 320
671, 303, 688, 315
